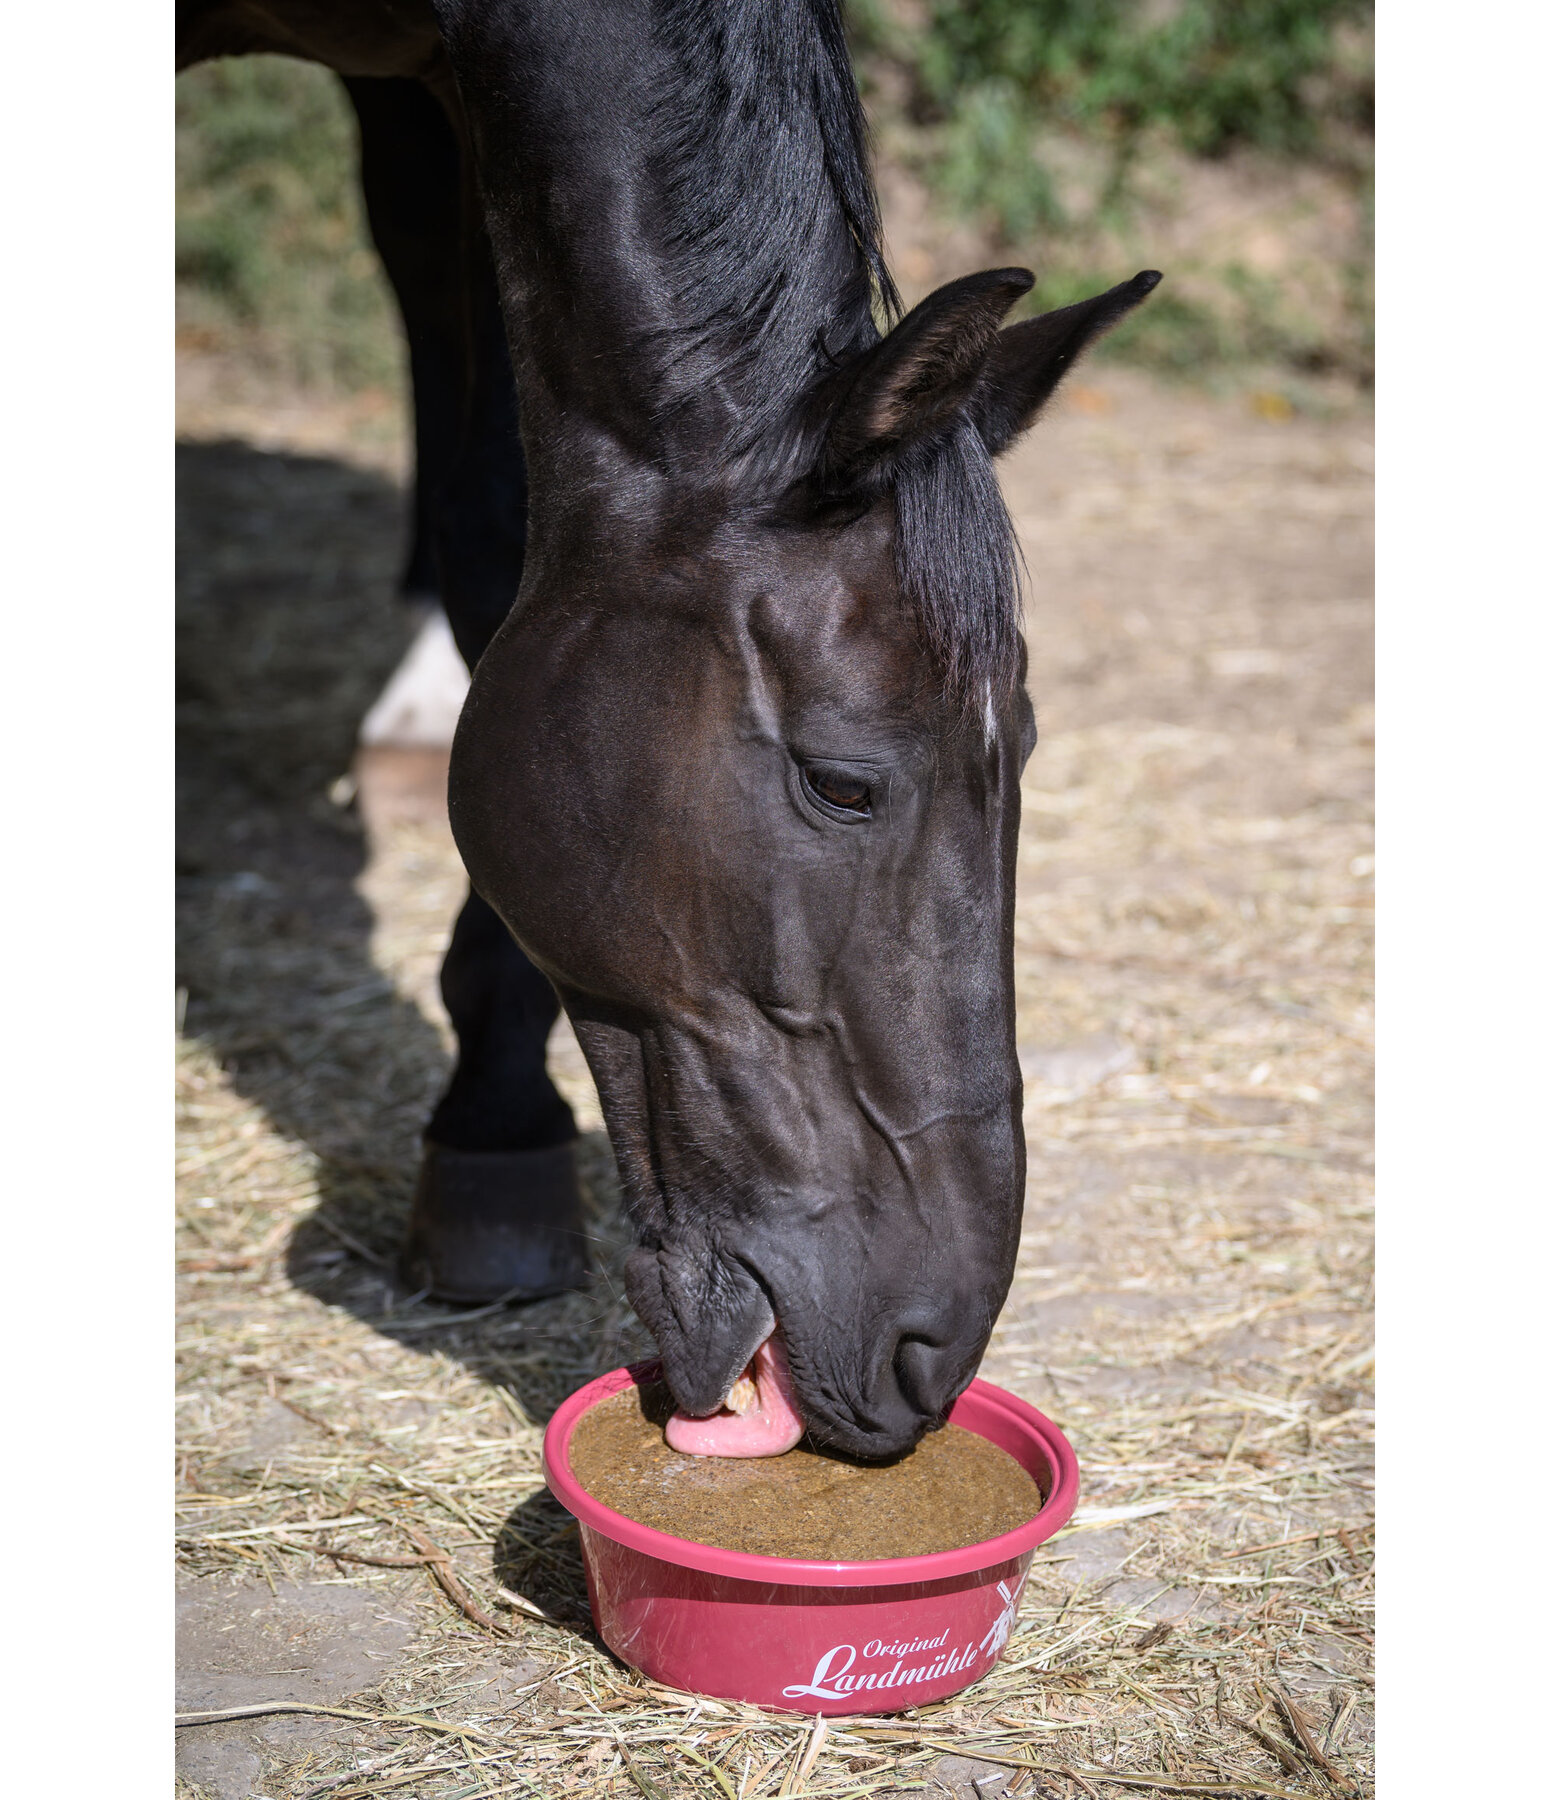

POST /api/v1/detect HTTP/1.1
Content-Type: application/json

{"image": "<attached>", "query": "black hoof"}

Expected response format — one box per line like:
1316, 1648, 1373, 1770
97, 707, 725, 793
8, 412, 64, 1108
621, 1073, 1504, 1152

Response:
403, 1140, 590, 1303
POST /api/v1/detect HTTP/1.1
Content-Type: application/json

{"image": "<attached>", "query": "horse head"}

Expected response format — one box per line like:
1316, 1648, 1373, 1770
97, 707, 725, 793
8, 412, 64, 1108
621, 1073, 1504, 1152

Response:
449, 267, 1159, 1458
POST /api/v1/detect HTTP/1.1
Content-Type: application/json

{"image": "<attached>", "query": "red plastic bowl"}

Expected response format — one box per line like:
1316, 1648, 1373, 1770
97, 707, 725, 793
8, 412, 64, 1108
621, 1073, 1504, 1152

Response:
541, 1363, 1080, 1713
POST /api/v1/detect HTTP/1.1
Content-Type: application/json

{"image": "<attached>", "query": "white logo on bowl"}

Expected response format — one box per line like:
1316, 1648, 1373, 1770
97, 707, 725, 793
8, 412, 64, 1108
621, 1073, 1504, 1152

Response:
780, 1578, 1026, 1702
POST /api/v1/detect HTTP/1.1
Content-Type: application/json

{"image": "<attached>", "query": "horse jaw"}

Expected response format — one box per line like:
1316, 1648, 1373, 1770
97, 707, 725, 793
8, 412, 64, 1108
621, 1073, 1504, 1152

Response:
663, 1333, 804, 1457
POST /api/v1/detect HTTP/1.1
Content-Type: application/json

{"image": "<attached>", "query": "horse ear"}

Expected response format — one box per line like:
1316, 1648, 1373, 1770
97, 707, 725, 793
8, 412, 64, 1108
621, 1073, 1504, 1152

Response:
819, 267, 1034, 491
970, 270, 1163, 456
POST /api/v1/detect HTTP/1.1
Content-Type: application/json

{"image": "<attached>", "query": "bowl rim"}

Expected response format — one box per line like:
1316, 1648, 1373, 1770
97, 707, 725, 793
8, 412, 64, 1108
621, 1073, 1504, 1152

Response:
541, 1362, 1081, 1586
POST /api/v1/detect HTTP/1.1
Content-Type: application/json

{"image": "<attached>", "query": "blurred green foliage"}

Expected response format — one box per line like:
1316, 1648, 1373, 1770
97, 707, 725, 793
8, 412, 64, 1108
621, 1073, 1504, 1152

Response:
852, 0, 1372, 240
176, 56, 399, 390
850, 0, 1372, 381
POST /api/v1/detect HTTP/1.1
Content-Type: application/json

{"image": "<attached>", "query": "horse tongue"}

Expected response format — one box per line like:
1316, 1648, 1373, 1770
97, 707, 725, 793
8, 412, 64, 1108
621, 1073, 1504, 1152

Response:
664, 1335, 804, 1457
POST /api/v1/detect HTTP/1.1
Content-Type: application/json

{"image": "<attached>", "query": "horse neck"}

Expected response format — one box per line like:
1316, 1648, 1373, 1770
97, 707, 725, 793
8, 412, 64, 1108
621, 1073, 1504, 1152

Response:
439, 0, 888, 510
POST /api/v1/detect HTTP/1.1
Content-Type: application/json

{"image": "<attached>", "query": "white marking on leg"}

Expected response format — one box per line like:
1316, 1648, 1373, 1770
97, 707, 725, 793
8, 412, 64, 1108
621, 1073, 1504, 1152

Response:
359, 609, 471, 749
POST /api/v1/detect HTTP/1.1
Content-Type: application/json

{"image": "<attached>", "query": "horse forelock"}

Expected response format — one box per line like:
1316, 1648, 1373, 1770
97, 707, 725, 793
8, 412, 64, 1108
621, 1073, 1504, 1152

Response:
890, 418, 1025, 722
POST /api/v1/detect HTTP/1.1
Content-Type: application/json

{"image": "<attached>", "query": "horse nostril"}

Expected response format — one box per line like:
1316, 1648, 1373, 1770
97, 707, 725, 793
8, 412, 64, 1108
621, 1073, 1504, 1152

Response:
891, 1331, 955, 1418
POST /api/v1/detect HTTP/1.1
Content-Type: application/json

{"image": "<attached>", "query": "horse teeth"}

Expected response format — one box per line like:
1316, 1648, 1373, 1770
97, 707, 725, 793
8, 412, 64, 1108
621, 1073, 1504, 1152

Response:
724, 1373, 759, 1415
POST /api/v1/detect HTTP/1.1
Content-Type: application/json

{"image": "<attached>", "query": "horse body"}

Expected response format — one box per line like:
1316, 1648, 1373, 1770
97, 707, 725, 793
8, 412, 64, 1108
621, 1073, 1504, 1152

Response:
178, 0, 1158, 1457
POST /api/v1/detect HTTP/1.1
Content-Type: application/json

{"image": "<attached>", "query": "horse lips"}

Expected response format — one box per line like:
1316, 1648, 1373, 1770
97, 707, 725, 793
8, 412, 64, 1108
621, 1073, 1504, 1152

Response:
665, 1334, 804, 1457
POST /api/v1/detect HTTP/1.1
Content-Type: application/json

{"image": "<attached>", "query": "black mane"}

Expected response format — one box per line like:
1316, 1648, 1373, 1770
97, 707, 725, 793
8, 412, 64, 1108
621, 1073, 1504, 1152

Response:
647, 0, 1022, 711
644, 0, 899, 446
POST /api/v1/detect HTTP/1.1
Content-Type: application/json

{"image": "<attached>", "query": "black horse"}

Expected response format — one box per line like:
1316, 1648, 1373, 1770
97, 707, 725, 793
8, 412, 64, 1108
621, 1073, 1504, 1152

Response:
177, 0, 1158, 1460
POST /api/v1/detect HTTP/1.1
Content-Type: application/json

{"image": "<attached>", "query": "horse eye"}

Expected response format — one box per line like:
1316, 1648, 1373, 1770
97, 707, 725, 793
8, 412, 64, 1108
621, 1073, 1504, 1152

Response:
805, 769, 872, 815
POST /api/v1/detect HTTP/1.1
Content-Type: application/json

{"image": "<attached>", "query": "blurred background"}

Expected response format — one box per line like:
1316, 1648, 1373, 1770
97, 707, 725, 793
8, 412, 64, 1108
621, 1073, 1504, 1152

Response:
176, 12, 1374, 1796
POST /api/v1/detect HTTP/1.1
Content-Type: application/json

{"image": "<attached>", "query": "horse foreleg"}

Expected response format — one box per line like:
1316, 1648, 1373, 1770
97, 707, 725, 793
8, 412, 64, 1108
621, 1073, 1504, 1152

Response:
348, 75, 587, 1301
406, 892, 588, 1302
344, 74, 467, 605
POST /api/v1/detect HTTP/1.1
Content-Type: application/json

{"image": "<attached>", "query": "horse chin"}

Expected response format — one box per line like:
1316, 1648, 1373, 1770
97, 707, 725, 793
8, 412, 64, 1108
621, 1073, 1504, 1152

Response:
663, 1334, 805, 1458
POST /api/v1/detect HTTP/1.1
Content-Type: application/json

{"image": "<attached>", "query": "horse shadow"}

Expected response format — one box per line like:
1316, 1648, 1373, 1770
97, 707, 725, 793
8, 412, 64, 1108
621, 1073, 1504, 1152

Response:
177, 437, 648, 1630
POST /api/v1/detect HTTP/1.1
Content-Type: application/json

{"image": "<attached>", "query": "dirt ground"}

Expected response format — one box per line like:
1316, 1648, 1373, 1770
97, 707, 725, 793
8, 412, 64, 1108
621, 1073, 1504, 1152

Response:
176, 352, 1372, 1799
